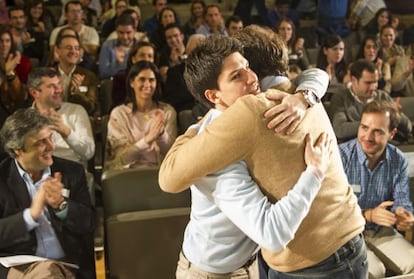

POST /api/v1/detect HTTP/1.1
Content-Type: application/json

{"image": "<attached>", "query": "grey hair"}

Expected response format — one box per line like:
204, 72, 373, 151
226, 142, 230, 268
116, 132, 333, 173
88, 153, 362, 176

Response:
0, 108, 51, 158
27, 67, 59, 90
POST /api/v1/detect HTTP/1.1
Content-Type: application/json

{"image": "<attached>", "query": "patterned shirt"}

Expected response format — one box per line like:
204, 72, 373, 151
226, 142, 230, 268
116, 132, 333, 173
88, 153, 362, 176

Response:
339, 138, 413, 230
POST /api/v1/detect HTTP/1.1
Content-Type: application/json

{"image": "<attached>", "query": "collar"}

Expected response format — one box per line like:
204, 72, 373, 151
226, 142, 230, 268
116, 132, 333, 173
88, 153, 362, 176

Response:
260, 75, 290, 91
57, 64, 76, 77
355, 139, 388, 169
14, 159, 51, 185
348, 86, 377, 104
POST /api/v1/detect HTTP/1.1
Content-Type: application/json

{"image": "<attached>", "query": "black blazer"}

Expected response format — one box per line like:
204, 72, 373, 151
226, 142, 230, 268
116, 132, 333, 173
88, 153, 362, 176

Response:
0, 156, 96, 279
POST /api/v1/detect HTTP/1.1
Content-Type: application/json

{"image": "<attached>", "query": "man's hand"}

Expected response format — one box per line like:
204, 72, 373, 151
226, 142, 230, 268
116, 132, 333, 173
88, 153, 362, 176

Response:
369, 201, 397, 227
46, 108, 71, 138
304, 132, 332, 179
264, 90, 307, 134
43, 172, 65, 209
70, 73, 85, 94
395, 206, 414, 231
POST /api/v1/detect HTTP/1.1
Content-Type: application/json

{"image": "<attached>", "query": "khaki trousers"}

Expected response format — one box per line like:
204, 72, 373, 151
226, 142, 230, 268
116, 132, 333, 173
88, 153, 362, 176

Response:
365, 227, 414, 279
7, 260, 76, 279
176, 251, 259, 279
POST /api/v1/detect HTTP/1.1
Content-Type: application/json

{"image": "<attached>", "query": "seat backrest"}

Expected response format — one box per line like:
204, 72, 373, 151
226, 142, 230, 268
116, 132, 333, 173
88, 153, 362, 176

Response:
99, 79, 113, 116
305, 48, 319, 68
102, 168, 191, 219
106, 207, 190, 279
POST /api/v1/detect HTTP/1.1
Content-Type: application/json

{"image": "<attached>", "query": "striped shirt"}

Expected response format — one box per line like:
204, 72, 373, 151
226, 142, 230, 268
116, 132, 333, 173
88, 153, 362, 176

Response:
339, 139, 413, 230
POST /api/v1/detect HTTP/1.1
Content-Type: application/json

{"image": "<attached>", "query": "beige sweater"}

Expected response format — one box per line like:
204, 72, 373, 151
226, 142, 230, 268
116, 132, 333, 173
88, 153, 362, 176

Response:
159, 93, 365, 272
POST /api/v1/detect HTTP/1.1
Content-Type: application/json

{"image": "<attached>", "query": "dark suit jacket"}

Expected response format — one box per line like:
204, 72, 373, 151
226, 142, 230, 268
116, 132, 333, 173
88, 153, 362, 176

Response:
0, 156, 96, 279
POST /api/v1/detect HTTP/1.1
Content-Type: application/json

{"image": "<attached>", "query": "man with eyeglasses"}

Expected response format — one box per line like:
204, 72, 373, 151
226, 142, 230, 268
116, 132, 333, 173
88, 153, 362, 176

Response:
49, 0, 100, 61
54, 34, 98, 116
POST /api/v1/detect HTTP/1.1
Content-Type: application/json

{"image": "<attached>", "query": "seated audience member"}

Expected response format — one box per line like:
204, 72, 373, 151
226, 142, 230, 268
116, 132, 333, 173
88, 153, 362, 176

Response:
79, 0, 99, 27
28, 67, 95, 171
347, 0, 386, 30
225, 15, 243, 37
0, 26, 29, 127
54, 34, 98, 115
276, 17, 308, 71
380, 25, 404, 70
0, 0, 8, 25
233, 0, 269, 26
329, 59, 412, 142
143, 0, 168, 37
268, 0, 300, 28
356, 35, 391, 93
150, 7, 179, 52
0, 108, 96, 279
50, 1, 100, 62
26, 0, 55, 41
158, 23, 186, 81
105, 8, 147, 42
339, 100, 414, 279
99, 13, 137, 79
0, 25, 31, 84
182, 0, 206, 38
196, 4, 227, 37
164, 34, 205, 118
365, 8, 399, 38
392, 55, 414, 97
105, 61, 177, 170
101, 0, 128, 39
317, 34, 347, 87
112, 41, 156, 109
8, 6, 45, 64
159, 30, 367, 278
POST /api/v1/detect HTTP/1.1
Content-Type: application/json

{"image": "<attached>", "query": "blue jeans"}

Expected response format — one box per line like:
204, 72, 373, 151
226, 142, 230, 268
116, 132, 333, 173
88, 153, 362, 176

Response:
267, 234, 368, 279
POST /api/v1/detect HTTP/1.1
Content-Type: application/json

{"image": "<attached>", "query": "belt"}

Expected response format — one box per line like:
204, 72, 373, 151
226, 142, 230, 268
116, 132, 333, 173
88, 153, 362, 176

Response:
331, 233, 362, 263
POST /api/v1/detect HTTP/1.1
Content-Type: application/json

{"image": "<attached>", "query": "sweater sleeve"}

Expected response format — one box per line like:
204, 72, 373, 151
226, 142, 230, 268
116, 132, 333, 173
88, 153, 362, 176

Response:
294, 68, 329, 100
159, 96, 259, 193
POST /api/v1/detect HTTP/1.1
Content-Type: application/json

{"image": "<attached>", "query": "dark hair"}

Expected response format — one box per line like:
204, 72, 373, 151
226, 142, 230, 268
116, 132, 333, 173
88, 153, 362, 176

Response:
349, 59, 377, 80
164, 22, 182, 35
275, 17, 296, 50
127, 41, 156, 68
115, 12, 135, 28
121, 8, 140, 29
157, 7, 177, 26
204, 4, 221, 16
184, 35, 243, 108
0, 108, 51, 158
362, 100, 401, 131
8, 6, 25, 18
365, 8, 393, 35
317, 34, 347, 83
189, 0, 206, 24
235, 24, 288, 79
0, 25, 16, 58
356, 35, 383, 63
225, 15, 242, 28
125, 61, 163, 110
64, 0, 81, 13
26, 0, 49, 26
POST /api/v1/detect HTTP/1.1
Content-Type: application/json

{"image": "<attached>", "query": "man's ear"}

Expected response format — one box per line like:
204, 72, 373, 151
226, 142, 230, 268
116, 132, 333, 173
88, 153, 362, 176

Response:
204, 89, 219, 105
28, 87, 38, 99
389, 128, 398, 140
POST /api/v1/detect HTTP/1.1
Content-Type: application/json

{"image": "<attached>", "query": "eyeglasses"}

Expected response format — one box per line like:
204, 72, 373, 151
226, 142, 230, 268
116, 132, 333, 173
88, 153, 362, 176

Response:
61, 45, 80, 51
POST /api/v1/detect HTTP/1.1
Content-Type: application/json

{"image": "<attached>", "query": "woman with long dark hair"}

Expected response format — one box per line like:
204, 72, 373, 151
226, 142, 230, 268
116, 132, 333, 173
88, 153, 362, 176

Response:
317, 34, 347, 86
105, 61, 177, 170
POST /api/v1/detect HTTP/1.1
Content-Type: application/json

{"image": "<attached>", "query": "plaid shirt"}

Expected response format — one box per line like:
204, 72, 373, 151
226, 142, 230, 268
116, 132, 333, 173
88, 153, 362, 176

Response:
339, 138, 413, 230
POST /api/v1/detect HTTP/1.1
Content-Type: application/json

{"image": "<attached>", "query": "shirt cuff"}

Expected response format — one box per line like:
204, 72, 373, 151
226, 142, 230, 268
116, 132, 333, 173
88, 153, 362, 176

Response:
23, 208, 40, 231
305, 165, 324, 183
54, 207, 68, 220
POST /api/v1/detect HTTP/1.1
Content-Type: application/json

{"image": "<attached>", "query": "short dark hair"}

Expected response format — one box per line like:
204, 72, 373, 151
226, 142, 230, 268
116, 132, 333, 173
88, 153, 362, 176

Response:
350, 59, 377, 80
184, 35, 243, 108
126, 61, 163, 110
55, 34, 79, 48
362, 100, 401, 131
0, 108, 51, 158
234, 25, 288, 79
65, 0, 81, 13
225, 15, 242, 28
8, 6, 25, 18
115, 12, 135, 28
164, 23, 182, 35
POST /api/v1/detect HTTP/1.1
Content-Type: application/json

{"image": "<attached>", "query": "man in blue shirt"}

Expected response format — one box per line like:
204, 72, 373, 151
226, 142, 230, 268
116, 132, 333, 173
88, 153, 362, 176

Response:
339, 100, 414, 278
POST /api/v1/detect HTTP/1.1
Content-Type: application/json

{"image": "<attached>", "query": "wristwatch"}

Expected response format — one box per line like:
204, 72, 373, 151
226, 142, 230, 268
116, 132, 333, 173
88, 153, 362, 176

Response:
55, 200, 68, 212
297, 89, 319, 107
